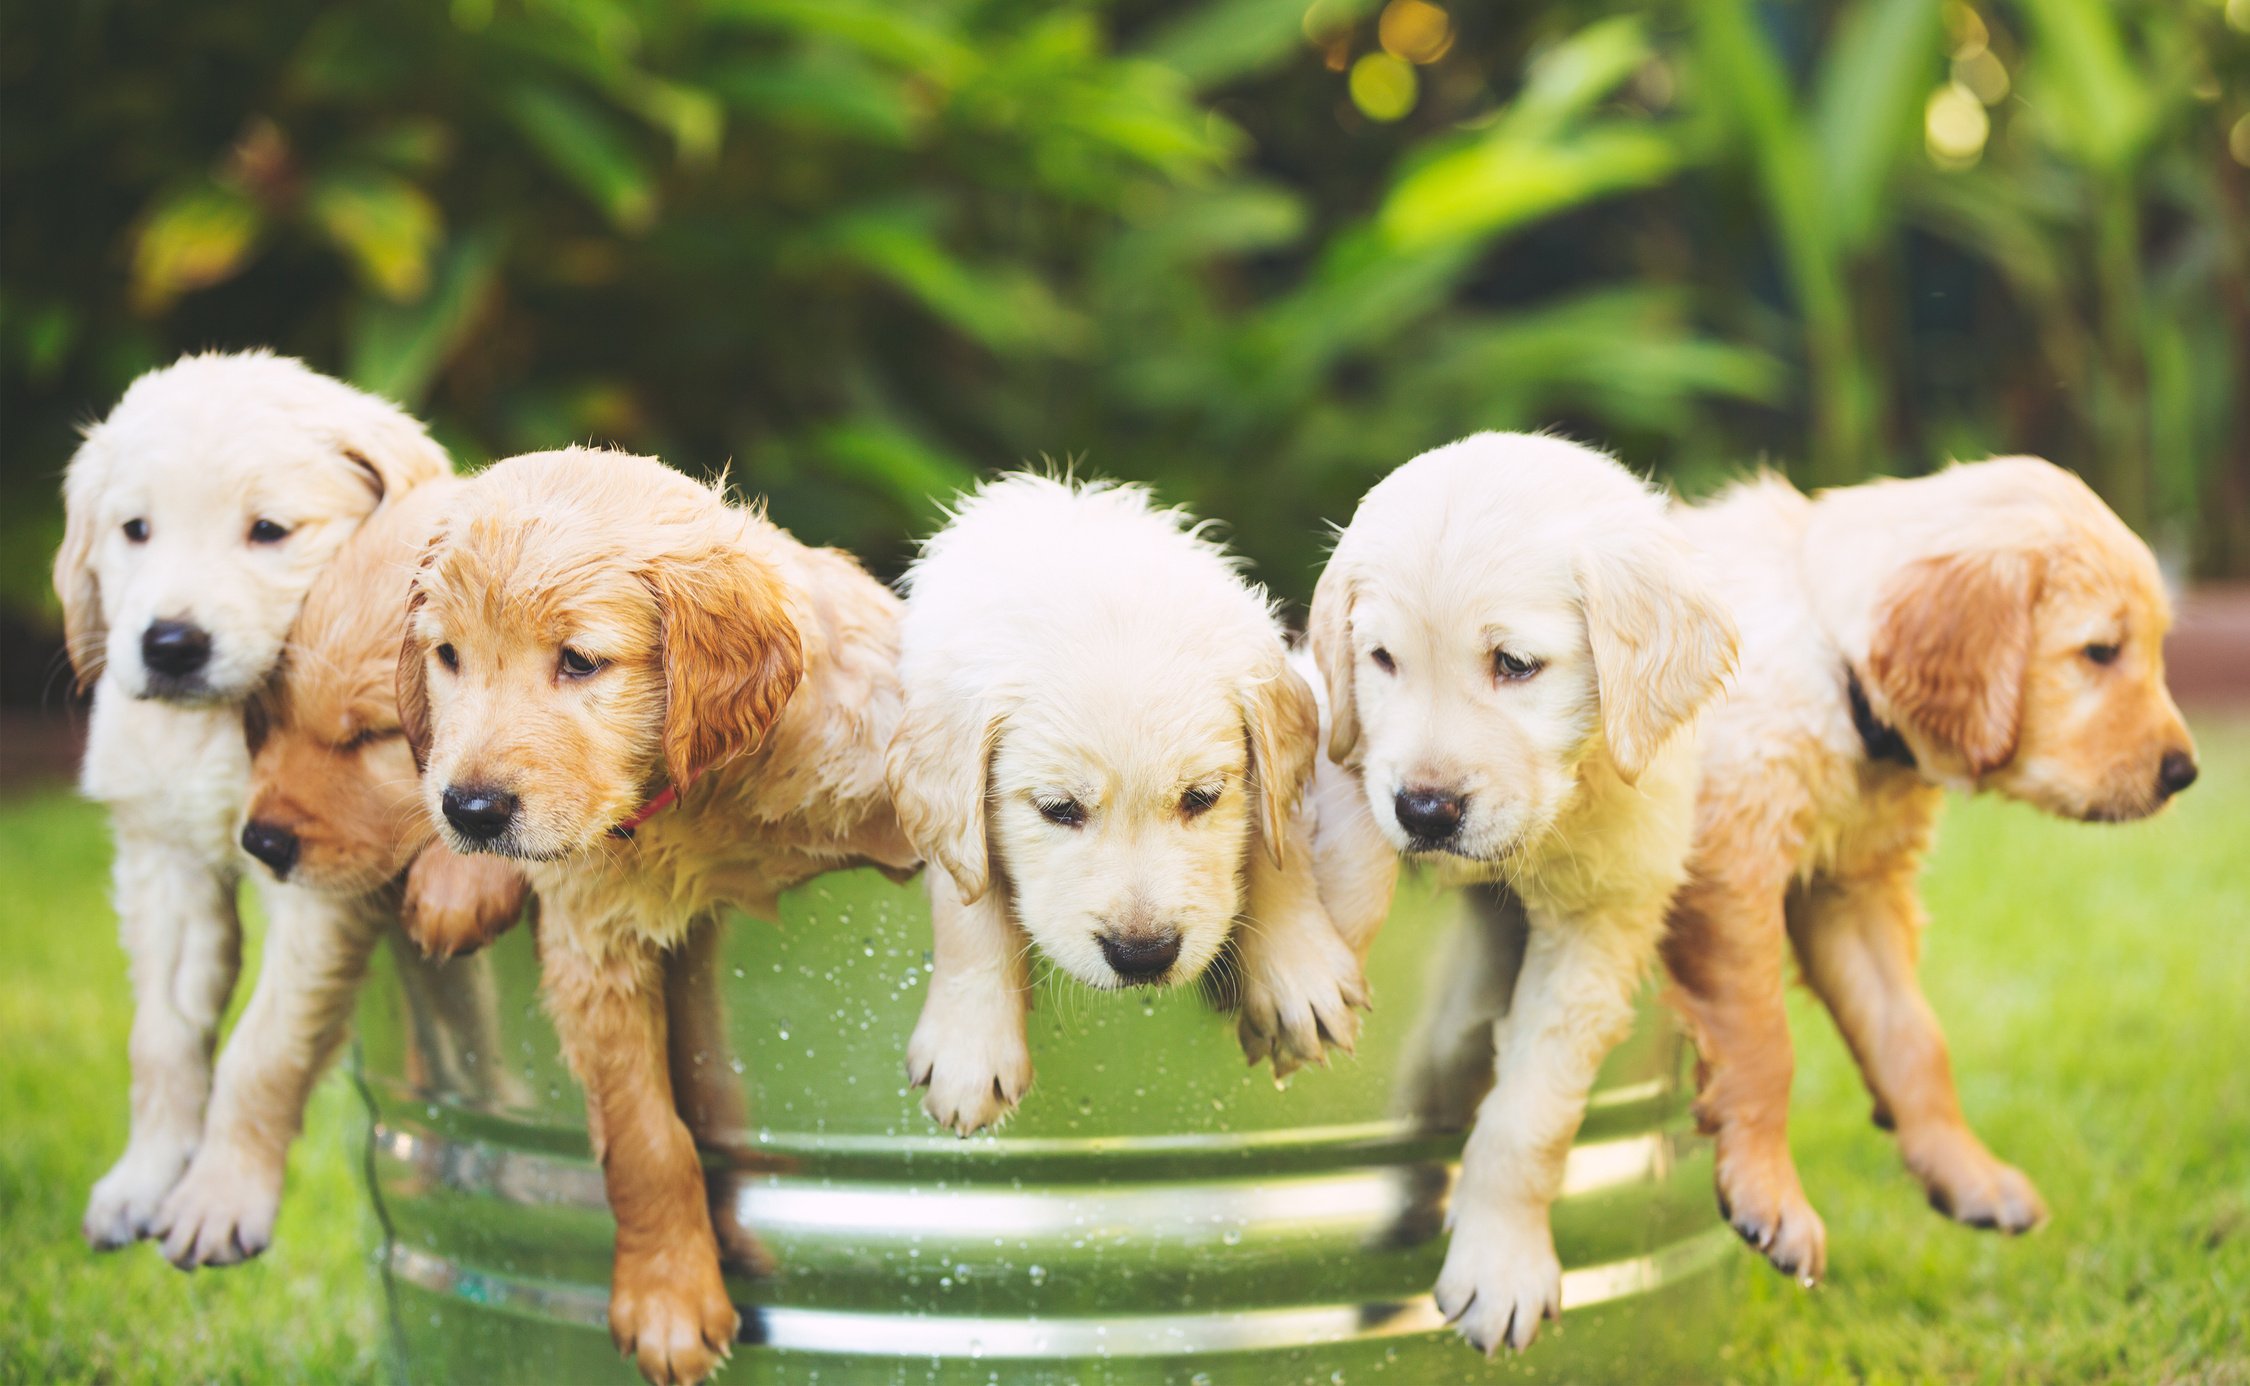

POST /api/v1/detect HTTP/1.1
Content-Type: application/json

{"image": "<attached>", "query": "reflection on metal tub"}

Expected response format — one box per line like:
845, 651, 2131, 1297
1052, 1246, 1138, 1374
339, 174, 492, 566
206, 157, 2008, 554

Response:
357, 868, 1726, 1383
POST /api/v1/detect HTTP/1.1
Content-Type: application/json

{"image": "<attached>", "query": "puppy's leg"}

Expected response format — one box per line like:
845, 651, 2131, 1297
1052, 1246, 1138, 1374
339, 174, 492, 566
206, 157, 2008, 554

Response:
907, 872, 1032, 1135
1791, 866, 2046, 1234
155, 883, 384, 1267
1307, 759, 1401, 960
545, 918, 737, 1386
85, 838, 241, 1249
665, 923, 773, 1278
1236, 812, 1372, 1079
1435, 909, 1655, 1354
1663, 867, 1826, 1284
401, 840, 529, 960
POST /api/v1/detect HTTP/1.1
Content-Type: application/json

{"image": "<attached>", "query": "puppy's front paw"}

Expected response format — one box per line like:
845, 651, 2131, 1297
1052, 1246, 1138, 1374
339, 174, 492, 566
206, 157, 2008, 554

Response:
1715, 1142, 1827, 1285
610, 1250, 739, 1385
1237, 924, 1370, 1081
402, 846, 528, 959
1434, 1210, 1562, 1355
1910, 1134, 2047, 1234
83, 1142, 192, 1250
905, 996, 1032, 1136
152, 1147, 282, 1269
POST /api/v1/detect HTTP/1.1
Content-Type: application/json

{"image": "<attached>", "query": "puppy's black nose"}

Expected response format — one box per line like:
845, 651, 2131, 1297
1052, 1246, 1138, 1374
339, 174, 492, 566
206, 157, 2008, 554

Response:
141, 619, 211, 678
2156, 750, 2199, 801
239, 820, 299, 878
442, 785, 518, 843
1099, 929, 1181, 983
1394, 787, 1465, 843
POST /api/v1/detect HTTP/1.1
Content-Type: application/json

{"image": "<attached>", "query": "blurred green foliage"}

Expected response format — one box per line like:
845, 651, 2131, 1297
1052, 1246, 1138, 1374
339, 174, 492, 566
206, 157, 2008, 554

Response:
4, 0, 2247, 646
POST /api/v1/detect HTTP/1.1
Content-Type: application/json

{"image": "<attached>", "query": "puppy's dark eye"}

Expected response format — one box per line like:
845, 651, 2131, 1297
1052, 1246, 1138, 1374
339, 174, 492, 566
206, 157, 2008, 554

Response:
1370, 647, 1396, 674
1181, 785, 1221, 817
558, 647, 606, 680
248, 519, 290, 544
1494, 649, 1542, 681
435, 643, 459, 672
122, 518, 149, 542
2083, 641, 2121, 666
1038, 798, 1087, 828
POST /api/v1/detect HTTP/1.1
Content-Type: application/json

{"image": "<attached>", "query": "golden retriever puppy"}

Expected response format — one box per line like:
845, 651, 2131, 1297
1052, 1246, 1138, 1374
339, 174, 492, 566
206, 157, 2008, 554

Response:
1307, 432, 1737, 1354
402, 448, 916, 1386
886, 475, 1361, 1134
54, 349, 449, 1248
1664, 459, 2197, 1285
151, 479, 527, 1266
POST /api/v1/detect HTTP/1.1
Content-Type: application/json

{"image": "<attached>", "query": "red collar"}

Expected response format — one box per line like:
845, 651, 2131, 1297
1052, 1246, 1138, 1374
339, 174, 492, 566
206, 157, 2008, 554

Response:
609, 784, 680, 839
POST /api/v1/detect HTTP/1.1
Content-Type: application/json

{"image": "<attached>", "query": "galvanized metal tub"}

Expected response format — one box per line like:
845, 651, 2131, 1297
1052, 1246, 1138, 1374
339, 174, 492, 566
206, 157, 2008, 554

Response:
355, 868, 1727, 1383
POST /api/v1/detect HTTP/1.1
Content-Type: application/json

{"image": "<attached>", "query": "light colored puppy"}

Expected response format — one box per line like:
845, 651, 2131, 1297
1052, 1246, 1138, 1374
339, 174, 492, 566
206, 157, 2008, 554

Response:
402, 448, 917, 1386
152, 479, 527, 1266
54, 350, 449, 1249
887, 474, 1363, 1135
1307, 432, 1737, 1354
1664, 459, 2197, 1285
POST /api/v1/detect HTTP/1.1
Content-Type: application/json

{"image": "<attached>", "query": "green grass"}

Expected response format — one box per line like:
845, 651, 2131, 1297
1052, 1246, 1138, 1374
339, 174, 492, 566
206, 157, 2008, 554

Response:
2, 721, 2244, 1384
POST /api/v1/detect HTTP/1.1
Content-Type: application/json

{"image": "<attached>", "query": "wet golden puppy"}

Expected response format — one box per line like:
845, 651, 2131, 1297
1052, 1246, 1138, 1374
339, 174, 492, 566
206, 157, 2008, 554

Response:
887, 474, 1359, 1135
402, 448, 915, 1386
153, 479, 527, 1267
1307, 433, 1736, 1355
1664, 459, 2197, 1286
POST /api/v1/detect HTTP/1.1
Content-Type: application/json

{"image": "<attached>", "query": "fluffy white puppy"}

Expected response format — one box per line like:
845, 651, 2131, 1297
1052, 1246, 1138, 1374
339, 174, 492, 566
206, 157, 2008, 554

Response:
54, 350, 449, 1250
1307, 432, 1737, 1354
888, 474, 1364, 1134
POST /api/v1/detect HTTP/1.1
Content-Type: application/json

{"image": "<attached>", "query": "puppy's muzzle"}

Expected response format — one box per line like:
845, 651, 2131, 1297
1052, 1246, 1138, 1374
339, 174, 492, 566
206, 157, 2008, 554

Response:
1098, 928, 1182, 985
1394, 785, 1466, 849
442, 784, 519, 846
140, 618, 212, 685
239, 820, 299, 879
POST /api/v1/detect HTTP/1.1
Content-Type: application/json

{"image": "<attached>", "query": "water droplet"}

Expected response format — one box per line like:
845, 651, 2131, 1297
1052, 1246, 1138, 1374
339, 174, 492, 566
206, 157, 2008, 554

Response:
1027, 1264, 1048, 1284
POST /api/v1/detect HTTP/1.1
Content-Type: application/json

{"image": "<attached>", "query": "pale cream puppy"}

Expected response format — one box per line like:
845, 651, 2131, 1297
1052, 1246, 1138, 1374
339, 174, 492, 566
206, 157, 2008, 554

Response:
1664, 460, 2197, 1285
1306, 432, 1737, 1355
887, 474, 1363, 1135
54, 350, 448, 1250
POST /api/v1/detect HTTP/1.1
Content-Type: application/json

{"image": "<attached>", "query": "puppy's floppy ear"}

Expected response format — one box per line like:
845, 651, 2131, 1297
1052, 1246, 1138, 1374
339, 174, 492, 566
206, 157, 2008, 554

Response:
886, 693, 999, 903
1307, 560, 1359, 763
1577, 528, 1739, 784
1867, 549, 2042, 777
396, 577, 434, 773
53, 439, 107, 693
645, 545, 804, 790
334, 401, 452, 506
1243, 652, 1321, 868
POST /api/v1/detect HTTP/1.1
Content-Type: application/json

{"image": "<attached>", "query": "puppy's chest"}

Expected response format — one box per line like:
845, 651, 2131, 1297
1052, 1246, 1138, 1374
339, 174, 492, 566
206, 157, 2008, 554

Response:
81, 690, 250, 850
1801, 765, 1941, 883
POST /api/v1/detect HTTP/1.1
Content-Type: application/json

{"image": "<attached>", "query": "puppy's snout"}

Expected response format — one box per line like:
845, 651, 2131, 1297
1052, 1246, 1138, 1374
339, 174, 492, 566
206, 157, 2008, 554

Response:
1394, 786, 1466, 844
2156, 749, 2199, 802
1098, 928, 1182, 984
442, 784, 519, 844
141, 619, 212, 678
240, 820, 299, 878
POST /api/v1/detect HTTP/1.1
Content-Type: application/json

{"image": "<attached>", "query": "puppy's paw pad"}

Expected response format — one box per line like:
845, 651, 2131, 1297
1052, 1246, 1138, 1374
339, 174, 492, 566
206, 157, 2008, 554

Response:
153, 1154, 281, 1269
1434, 1217, 1562, 1355
83, 1148, 190, 1251
1716, 1162, 1827, 1285
906, 1008, 1032, 1136
1923, 1155, 2047, 1235
1236, 929, 1369, 1078
611, 1265, 739, 1386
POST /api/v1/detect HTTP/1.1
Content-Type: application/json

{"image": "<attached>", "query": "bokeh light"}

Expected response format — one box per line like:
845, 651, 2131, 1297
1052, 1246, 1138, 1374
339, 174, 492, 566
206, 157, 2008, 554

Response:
1926, 82, 1989, 169
1350, 52, 1418, 121
1377, 1, 1454, 65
